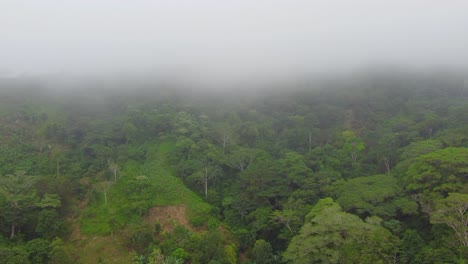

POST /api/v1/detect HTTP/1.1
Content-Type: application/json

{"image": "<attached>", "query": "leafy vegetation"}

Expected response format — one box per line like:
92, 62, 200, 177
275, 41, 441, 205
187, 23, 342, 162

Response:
0, 72, 467, 263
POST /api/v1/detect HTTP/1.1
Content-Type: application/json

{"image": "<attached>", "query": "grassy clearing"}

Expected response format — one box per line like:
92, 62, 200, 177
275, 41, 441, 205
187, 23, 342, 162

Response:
77, 141, 211, 263
80, 140, 211, 235
70, 140, 212, 262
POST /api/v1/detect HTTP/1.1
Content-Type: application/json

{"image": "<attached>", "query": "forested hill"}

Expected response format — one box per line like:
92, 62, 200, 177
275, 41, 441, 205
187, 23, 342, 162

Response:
0, 72, 467, 263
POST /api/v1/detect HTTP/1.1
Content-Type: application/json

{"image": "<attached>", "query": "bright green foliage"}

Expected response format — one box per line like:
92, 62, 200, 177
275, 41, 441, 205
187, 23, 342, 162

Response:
400, 140, 444, 161
330, 174, 417, 218
272, 208, 301, 235
394, 139, 444, 177
81, 141, 211, 235
224, 244, 237, 264
341, 130, 365, 161
430, 193, 468, 247
284, 198, 399, 264
163, 256, 184, 264
406, 147, 468, 196
148, 248, 165, 264
171, 248, 189, 261
36, 193, 61, 209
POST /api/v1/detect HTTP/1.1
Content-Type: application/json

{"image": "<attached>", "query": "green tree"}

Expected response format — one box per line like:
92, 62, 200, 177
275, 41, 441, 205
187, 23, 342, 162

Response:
0, 171, 38, 239
329, 174, 417, 218
224, 244, 237, 264
406, 147, 468, 197
0, 246, 30, 264
429, 193, 468, 247
48, 238, 72, 264
393, 139, 443, 177
35, 209, 64, 239
93, 180, 113, 206
192, 230, 225, 264
224, 147, 259, 172
341, 130, 365, 162
212, 122, 236, 154
26, 238, 51, 264
252, 239, 274, 264
284, 198, 399, 264
400, 229, 425, 264
188, 165, 221, 200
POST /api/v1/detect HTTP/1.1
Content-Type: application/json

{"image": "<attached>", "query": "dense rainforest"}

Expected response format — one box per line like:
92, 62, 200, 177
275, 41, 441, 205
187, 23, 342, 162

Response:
0, 71, 467, 264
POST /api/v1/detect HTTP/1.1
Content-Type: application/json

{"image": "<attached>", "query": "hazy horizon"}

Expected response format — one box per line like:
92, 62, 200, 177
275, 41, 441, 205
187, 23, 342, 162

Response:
2, 0, 468, 84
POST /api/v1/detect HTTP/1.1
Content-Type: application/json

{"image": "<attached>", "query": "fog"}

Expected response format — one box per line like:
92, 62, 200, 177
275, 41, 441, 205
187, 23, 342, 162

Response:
1, 0, 468, 85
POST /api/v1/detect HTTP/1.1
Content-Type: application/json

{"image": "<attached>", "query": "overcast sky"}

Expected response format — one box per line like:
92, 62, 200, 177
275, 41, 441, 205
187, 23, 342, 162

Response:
1, 0, 468, 82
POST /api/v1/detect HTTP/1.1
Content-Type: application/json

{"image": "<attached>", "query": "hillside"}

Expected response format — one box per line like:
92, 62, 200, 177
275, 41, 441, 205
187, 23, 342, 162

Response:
67, 141, 212, 263
0, 73, 467, 263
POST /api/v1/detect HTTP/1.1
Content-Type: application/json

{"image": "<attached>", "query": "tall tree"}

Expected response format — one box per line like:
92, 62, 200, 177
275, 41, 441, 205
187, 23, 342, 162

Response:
406, 147, 468, 197
284, 198, 399, 264
0, 171, 38, 239
429, 193, 468, 247
329, 174, 417, 218
341, 130, 365, 162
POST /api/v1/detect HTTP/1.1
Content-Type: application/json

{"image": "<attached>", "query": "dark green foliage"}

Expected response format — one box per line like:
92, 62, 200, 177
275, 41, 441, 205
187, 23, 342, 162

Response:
128, 227, 154, 255
48, 238, 72, 264
0, 246, 30, 264
414, 246, 458, 264
400, 229, 425, 263
233, 228, 255, 252
25, 238, 50, 264
35, 209, 65, 240
191, 230, 226, 264
252, 239, 275, 264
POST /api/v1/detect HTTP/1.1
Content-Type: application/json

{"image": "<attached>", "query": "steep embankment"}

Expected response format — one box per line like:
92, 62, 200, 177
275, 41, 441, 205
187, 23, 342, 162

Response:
69, 141, 211, 263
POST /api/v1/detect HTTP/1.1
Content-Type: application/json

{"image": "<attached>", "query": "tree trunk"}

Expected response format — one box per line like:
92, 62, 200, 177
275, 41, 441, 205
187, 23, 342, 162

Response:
308, 131, 312, 152
10, 223, 15, 239
56, 160, 60, 178
104, 191, 108, 206
384, 157, 391, 174
204, 167, 208, 199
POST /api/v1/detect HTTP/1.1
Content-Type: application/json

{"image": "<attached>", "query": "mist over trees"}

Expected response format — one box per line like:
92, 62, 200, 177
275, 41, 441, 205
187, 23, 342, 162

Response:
0, 71, 467, 263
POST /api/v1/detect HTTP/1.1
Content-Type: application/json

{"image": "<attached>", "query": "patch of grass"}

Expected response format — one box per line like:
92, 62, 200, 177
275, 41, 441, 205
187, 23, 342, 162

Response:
81, 140, 211, 235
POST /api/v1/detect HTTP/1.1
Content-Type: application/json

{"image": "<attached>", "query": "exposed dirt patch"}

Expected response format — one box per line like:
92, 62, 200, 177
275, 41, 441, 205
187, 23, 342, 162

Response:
144, 205, 193, 232
78, 196, 89, 210
68, 218, 86, 242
